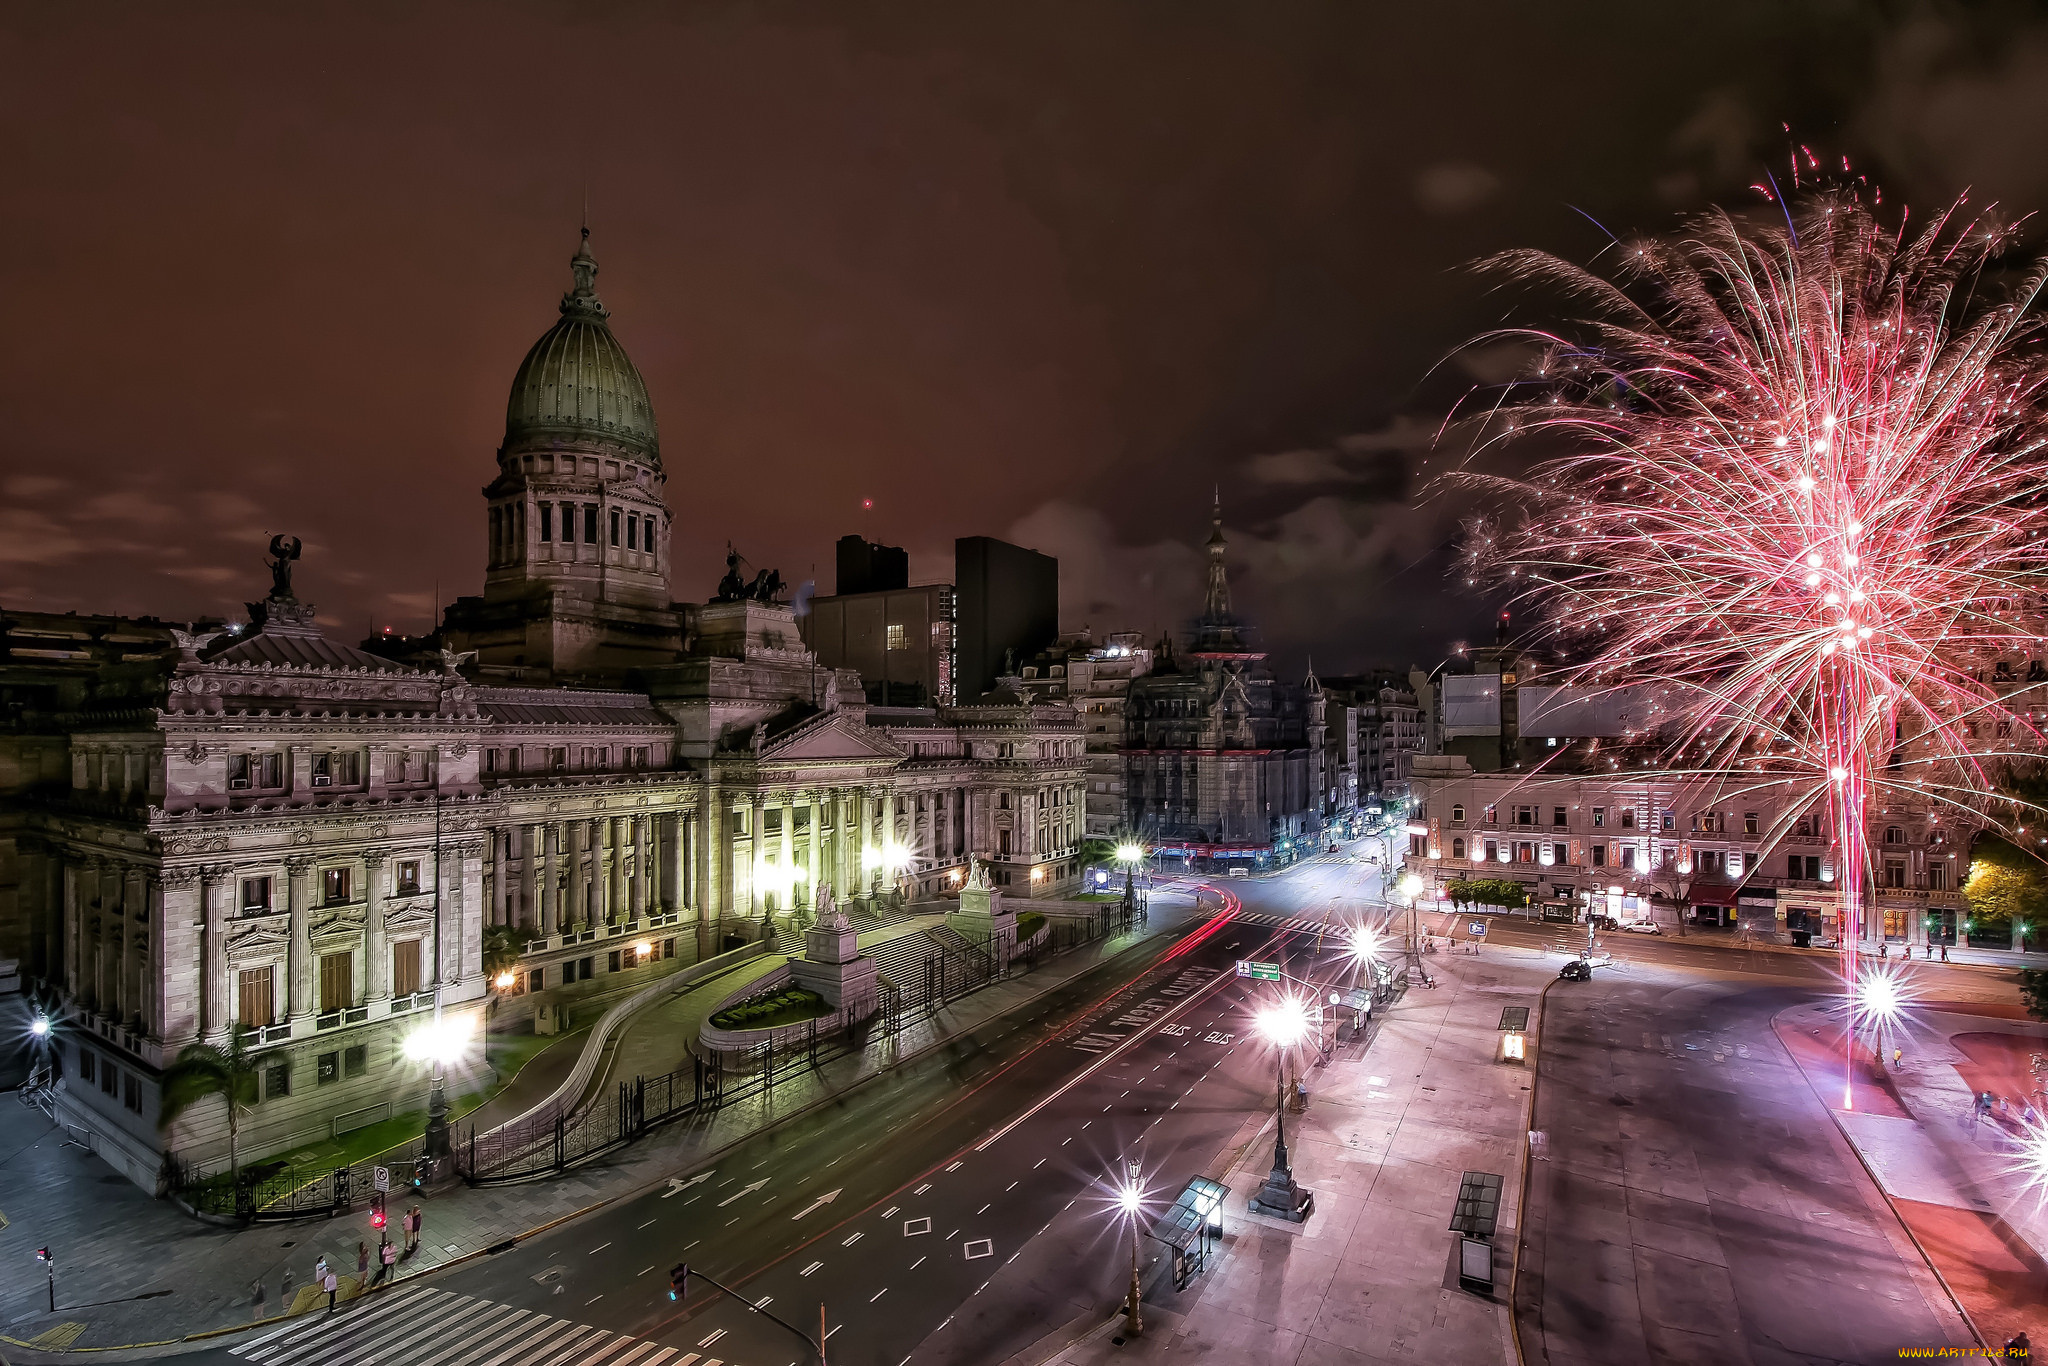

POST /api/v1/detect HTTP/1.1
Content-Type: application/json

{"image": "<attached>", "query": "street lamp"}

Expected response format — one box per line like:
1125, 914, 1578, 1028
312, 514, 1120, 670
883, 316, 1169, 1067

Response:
404, 1013, 472, 1161
1247, 997, 1314, 1223
1115, 842, 1146, 921
1117, 1159, 1145, 1336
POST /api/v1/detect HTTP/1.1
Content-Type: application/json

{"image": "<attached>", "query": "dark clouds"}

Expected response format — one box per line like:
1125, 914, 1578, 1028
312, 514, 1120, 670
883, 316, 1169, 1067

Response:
3, 2, 2045, 669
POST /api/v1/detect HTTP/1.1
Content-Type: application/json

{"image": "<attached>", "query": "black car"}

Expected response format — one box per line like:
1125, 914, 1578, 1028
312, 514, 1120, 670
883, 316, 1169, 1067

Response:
1588, 914, 1619, 931
1559, 959, 1593, 981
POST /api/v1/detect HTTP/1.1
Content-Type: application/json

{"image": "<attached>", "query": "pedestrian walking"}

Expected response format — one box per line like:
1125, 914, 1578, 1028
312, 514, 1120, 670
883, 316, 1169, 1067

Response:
1892, 1047, 1902, 1070
357, 1241, 369, 1283
314, 1254, 329, 1284
1941, 941, 1949, 962
2004, 1329, 2029, 1358
1879, 941, 1889, 960
281, 1265, 294, 1304
252, 1277, 267, 1321
322, 1269, 338, 1314
377, 1237, 396, 1285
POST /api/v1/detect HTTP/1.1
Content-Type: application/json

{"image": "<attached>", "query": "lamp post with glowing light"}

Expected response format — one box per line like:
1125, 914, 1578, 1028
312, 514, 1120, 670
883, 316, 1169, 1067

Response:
406, 1014, 470, 1162
1115, 842, 1146, 923
1246, 999, 1314, 1223
1117, 1160, 1145, 1336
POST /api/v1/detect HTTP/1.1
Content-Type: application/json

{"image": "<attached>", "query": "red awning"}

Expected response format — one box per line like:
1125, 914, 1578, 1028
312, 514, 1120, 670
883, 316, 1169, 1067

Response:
1690, 884, 1741, 907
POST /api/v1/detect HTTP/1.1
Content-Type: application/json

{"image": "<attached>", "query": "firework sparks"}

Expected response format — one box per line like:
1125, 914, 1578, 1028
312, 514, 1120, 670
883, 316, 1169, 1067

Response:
1455, 189, 2048, 1102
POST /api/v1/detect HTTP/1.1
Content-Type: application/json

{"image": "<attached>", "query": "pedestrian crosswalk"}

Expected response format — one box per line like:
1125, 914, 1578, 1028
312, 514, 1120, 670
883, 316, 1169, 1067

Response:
1229, 910, 1374, 935
233, 1286, 739, 1366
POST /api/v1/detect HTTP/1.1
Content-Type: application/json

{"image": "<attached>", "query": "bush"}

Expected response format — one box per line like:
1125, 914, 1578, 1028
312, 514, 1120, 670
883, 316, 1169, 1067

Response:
710, 986, 830, 1031
1016, 912, 1046, 942
1445, 878, 1529, 911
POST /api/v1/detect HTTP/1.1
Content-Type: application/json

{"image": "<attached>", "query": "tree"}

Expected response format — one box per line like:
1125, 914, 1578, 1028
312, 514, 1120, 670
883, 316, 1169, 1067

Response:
157, 1024, 270, 1193
2020, 969, 2048, 1025
481, 924, 524, 985
1964, 834, 2048, 946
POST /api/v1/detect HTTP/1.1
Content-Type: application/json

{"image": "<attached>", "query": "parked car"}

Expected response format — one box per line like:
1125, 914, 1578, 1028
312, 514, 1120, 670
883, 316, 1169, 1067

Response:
1559, 959, 1594, 981
1588, 914, 1619, 931
1620, 919, 1662, 935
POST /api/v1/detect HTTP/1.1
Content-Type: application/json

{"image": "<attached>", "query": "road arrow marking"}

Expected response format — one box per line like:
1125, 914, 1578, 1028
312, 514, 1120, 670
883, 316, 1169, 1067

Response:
791, 1189, 842, 1221
718, 1179, 769, 1207
664, 1172, 714, 1198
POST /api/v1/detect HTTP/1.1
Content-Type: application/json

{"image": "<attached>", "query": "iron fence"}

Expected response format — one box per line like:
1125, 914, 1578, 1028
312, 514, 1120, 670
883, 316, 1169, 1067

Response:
167, 1134, 430, 1223
172, 904, 1138, 1208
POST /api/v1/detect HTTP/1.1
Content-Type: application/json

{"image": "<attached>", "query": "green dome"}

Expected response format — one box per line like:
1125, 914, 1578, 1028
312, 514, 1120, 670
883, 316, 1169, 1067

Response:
504, 232, 660, 462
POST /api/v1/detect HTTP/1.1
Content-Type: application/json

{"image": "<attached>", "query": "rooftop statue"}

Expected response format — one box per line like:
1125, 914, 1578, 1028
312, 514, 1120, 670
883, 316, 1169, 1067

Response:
267, 534, 303, 601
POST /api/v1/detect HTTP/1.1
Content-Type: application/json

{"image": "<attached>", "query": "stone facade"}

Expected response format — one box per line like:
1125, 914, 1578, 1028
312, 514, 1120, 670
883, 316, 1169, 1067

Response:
0, 236, 1084, 1189
1399, 754, 1967, 944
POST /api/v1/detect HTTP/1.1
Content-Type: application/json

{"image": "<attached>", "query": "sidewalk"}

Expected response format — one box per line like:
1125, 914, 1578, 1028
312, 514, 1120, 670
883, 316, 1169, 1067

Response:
1010, 945, 1549, 1366
1773, 998, 2048, 1349
0, 899, 1203, 1357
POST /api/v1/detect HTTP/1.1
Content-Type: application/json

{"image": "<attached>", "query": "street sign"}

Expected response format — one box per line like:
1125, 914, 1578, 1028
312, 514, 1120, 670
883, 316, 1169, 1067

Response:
1468, 922, 1488, 938
372, 1166, 390, 1193
1235, 960, 1283, 981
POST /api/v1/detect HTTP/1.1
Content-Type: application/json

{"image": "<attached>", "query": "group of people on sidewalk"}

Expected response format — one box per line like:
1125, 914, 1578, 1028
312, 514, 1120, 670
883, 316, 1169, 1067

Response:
249, 1205, 428, 1320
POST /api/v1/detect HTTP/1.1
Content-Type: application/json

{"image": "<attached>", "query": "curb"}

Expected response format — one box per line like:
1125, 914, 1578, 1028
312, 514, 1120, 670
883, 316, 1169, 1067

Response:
1505, 970, 1558, 1366
12, 908, 1205, 1360
1767, 1009, 1986, 1350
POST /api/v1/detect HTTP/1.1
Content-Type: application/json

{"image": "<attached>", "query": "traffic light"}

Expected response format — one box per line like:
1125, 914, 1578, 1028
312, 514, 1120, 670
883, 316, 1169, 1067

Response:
370, 1194, 386, 1230
667, 1264, 688, 1301
35, 1248, 50, 1265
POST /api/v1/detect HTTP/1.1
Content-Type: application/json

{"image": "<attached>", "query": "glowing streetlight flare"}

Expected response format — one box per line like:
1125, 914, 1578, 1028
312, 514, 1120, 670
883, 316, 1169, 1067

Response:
1257, 997, 1312, 1049
403, 1015, 472, 1065
1115, 842, 1145, 864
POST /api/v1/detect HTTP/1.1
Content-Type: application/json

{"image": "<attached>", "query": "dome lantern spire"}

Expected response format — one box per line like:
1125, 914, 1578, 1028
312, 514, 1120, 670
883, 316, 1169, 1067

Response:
561, 227, 607, 321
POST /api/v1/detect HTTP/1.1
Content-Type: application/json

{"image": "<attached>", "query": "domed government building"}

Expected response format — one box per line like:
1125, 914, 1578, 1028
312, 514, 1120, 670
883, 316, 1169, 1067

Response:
0, 236, 1091, 1190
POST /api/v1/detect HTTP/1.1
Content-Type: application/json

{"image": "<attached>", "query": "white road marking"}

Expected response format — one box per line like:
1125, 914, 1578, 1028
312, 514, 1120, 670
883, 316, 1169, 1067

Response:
801, 1261, 824, 1277
697, 1329, 726, 1348
589, 1243, 611, 1254
909, 1256, 926, 1270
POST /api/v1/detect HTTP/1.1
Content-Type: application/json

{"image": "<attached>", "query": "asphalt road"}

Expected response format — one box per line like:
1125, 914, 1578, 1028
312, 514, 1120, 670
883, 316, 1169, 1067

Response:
1512, 926, 2005, 1365
201, 855, 1380, 1366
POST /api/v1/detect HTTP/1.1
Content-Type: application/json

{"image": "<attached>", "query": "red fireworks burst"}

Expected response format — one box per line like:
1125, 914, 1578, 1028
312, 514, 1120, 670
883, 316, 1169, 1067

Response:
1456, 189, 2048, 1096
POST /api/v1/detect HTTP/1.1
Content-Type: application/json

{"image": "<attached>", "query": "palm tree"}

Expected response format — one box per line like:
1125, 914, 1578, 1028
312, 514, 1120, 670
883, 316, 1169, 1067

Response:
157, 1023, 268, 1196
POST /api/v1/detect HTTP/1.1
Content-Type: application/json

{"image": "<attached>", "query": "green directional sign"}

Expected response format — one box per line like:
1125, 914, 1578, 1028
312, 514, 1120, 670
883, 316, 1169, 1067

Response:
1236, 960, 1283, 981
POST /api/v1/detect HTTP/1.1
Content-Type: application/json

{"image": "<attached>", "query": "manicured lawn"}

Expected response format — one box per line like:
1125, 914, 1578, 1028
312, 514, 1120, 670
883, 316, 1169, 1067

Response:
269, 1028, 584, 1172
1016, 912, 1046, 941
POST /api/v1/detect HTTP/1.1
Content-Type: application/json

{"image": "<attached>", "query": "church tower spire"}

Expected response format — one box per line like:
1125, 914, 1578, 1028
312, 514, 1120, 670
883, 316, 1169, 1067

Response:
1190, 492, 1255, 658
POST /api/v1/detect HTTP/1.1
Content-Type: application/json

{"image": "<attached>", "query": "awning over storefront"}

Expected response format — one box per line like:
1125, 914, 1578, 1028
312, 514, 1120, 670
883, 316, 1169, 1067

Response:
1690, 883, 1740, 907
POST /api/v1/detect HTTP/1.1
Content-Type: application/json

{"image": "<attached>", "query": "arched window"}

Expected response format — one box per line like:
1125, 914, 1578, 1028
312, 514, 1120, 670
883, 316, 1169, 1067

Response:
1451, 805, 1466, 824
1452, 837, 1467, 860
1884, 826, 1904, 845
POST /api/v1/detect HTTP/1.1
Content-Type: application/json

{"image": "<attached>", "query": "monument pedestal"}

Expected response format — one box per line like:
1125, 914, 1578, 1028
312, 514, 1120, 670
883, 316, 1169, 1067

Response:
946, 871, 1016, 965
789, 903, 878, 1011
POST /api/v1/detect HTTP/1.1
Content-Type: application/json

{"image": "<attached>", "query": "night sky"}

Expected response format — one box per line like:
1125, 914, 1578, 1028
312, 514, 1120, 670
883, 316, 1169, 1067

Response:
8, 2, 2045, 674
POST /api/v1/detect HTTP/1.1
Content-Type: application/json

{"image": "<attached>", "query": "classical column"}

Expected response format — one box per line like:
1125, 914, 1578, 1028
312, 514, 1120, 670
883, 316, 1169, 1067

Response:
159, 868, 201, 1043
749, 795, 768, 920
491, 829, 511, 926
286, 856, 315, 1022
698, 785, 721, 957
137, 870, 159, 1037
200, 865, 231, 1040
569, 820, 590, 929
540, 823, 560, 936
603, 816, 624, 923
779, 795, 797, 917
364, 851, 389, 1001
518, 826, 538, 933
435, 845, 460, 988
62, 863, 81, 1003
807, 792, 823, 918
662, 811, 683, 914
457, 839, 485, 988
